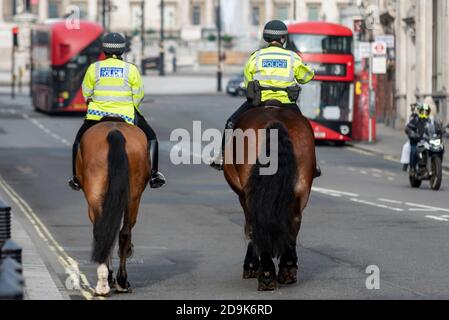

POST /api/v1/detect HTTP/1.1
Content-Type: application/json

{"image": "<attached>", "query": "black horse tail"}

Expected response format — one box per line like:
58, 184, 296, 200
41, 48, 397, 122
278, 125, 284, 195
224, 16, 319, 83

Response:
246, 122, 298, 258
92, 130, 129, 264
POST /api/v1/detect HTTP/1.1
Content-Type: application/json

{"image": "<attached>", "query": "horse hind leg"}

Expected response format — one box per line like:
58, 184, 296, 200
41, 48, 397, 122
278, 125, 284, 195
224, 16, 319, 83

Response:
278, 205, 302, 285
258, 252, 277, 291
95, 264, 111, 296
243, 241, 259, 279
278, 248, 298, 285
107, 256, 116, 289
116, 223, 132, 293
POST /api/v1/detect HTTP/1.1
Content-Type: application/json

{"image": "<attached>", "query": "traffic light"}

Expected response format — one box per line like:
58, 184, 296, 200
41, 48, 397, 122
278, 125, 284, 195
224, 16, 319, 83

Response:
12, 27, 19, 48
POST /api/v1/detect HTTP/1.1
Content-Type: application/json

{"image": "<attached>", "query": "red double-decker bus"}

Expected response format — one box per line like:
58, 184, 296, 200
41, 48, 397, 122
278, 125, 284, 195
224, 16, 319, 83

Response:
30, 20, 104, 113
288, 22, 355, 142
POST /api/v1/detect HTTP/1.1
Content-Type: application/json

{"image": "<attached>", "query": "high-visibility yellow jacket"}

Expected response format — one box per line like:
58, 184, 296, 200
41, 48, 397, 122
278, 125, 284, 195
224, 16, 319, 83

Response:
244, 45, 315, 104
82, 58, 144, 125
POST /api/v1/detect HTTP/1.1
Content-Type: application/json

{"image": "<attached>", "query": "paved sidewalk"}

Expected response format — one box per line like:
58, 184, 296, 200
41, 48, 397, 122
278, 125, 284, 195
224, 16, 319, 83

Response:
0, 194, 64, 300
351, 123, 449, 170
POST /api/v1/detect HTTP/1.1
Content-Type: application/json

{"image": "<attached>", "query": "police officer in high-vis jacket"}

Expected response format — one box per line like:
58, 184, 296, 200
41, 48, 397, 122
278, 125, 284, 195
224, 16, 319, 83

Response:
69, 32, 166, 191
211, 20, 320, 176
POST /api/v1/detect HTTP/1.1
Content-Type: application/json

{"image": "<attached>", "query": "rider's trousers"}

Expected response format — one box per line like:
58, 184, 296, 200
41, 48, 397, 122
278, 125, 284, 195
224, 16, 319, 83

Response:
72, 113, 159, 177
410, 142, 418, 170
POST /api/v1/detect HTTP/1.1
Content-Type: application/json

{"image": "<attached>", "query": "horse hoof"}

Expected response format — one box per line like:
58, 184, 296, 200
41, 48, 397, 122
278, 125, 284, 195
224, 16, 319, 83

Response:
257, 272, 277, 291
116, 281, 132, 294
108, 277, 116, 289
278, 265, 298, 285
95, 285, 111, 297
243, 263, 259, 279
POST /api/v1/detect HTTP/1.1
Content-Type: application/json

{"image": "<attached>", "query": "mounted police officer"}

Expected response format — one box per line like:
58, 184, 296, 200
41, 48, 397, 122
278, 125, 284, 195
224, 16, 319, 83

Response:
69, 32, 166, 191
211, 20, 320, 177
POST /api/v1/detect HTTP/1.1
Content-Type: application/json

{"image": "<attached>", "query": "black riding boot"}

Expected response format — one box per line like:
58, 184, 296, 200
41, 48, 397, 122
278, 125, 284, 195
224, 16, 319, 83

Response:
68, 142, 81, 191
314, 163, 322, 178
149, 140, 166, 188
210, 121, 234, 171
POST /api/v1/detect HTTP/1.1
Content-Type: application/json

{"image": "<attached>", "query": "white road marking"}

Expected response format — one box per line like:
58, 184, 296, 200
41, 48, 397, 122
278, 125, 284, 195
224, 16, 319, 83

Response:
346, 147, 375, 156
425, 216, 449, 222
372, 174, 382, 178
0, 174, 97, 300
378, 198, 403, 205
22, 114, 71, 147
350, 198, 404, 212
405, 202, 449, 213
312, 187, 359, 198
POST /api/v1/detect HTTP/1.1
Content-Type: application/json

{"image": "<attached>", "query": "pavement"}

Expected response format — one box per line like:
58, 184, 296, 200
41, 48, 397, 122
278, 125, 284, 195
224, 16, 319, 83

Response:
351, 123, 449, 170
0, 194, 64, 300
1, 92, 449, 300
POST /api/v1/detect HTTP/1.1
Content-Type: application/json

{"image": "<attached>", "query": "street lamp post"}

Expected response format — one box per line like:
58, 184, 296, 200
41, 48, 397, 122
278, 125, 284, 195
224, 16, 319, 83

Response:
159, 0, 165, 76
216, 0, 222, 92
141, 0, 146, 75
293, 0, 297, 21
102, 0, 106, 30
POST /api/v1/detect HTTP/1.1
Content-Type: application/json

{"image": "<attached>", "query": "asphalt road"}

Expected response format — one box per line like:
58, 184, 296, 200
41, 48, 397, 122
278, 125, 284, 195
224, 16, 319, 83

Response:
1, 94, 449, 300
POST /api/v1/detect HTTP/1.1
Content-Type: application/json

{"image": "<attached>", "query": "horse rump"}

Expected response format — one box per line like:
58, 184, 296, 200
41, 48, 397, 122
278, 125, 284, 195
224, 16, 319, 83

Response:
245, 122, 297, 258
92, 129, 130, 264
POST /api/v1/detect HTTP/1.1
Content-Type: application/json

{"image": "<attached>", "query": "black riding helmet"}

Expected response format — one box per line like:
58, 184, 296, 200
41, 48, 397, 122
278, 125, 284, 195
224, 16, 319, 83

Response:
102, 32, 126, 56
263, 20, 288, 43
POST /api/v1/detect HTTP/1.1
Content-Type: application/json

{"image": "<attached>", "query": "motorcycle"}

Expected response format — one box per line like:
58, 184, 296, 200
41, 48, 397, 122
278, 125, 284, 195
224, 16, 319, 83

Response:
409, 121, 445, 190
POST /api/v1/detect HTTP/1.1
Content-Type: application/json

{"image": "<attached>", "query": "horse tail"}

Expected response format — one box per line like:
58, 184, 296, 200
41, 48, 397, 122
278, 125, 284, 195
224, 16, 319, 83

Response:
92, 130, 129, 264
246, 122, 298, 258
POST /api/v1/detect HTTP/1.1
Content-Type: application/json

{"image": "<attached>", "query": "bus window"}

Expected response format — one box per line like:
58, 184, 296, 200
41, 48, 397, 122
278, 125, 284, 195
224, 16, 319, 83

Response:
288, 34, 353, 55
300, 81, 351, 121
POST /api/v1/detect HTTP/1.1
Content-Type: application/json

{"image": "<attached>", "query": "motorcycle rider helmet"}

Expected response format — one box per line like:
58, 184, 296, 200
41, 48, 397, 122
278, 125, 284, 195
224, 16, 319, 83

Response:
263, 20, 289, 44
102, 32, 126, 57
417, 103, 431, 119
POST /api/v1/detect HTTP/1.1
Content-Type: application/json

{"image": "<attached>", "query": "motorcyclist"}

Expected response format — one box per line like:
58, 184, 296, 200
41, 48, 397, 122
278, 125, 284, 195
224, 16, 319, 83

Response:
405, 103, 442, 175
210, 20, 321, 177
68, 32, 166, 191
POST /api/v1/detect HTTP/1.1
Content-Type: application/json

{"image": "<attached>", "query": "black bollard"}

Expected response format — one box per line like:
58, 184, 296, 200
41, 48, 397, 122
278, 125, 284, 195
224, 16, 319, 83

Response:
0, 269, 24, 300
0, 201, 11, 245
1, 266, 24, 286
0, 239, 22, 264
1, 257, 22, 274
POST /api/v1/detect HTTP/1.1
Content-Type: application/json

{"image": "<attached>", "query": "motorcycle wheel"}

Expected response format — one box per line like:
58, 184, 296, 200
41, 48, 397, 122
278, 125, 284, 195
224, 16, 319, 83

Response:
430, 156, 443, 191
409, 172, 422, 188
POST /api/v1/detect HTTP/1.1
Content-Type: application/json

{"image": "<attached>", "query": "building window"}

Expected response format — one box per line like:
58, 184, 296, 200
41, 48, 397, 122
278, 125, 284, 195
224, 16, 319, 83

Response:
276, 5, 289, 21
307, 4, 320, 21
192, 5, 201, 26
48, 0, 60, 18
251, 6, 260, 26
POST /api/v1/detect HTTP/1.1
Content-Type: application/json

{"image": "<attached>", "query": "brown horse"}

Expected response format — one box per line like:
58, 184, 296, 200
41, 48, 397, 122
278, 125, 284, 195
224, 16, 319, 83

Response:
76, 118, 150, 296
223, 106, 316, 291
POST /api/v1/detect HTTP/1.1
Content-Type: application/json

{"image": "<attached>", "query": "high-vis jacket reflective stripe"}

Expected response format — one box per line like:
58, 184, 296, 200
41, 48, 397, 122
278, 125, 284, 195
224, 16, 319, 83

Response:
244, 46, 315, 104
82, 58, 145, 124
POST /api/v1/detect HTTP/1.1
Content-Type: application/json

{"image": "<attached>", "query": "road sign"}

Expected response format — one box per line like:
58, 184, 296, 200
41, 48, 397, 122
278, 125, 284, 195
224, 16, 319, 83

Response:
358, 42, 371, 59
372, 41, 387, 56
373, 56, 387, 74
375, 35, 395, 49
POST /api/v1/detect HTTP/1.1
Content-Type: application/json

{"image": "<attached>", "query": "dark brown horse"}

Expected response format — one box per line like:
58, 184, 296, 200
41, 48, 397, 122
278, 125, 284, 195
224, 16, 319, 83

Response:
223, 106, 316, 291
76, 119, 150, 296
